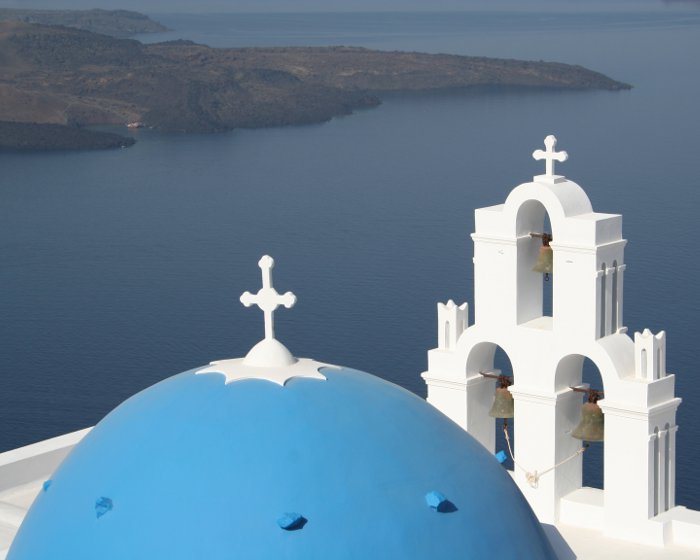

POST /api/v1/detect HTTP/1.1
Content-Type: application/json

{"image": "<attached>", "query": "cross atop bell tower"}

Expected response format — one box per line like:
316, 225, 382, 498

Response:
533, 134, 568, 184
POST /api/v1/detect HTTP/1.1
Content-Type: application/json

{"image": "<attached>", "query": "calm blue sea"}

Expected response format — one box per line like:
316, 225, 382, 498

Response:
2, 5, 700, 507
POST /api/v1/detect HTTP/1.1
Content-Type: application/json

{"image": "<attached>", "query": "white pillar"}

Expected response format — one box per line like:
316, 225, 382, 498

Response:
648, 432, 658, 517
423, 367, 496, 453
668, 425, 678, 509
508, 386, 558, 523
657, 428, 667, 514
616, 264, 626, 331
605, 267, 615, 336
465, 374, 496, 452
554, 389, 584, 504
601, 406, 652, 525
595, 269, 605, 338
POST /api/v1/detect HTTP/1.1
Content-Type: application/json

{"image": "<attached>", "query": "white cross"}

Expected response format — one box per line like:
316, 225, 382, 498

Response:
533, 135, 568, 177
240, 255, 296, 340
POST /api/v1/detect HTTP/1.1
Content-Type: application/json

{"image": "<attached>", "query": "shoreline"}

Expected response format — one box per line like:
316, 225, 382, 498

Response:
0, 17, 631, 151
0, 122, 136, 152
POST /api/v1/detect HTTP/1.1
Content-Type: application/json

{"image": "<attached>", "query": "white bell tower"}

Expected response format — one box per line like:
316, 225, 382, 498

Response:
422, 136, 689, 546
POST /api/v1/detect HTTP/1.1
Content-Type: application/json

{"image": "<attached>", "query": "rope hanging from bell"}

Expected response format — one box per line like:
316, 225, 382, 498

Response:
502, 422, 588, 489
479, 372, 592, 488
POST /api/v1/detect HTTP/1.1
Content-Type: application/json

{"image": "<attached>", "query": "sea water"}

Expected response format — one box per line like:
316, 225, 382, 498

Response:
1, 4, 699, 507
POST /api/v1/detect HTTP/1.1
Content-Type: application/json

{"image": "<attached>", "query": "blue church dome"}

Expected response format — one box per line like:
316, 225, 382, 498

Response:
9, 256, 556, 559
9, 365, 555, 559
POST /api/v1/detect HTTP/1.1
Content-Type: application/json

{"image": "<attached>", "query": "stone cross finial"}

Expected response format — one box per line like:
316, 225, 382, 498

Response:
533, 135, 568, 178
240, 255, 296, 340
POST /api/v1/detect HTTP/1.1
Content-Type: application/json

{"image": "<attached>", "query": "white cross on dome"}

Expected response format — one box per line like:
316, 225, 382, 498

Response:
240, 255, 296, 341
195, 255, 330, 385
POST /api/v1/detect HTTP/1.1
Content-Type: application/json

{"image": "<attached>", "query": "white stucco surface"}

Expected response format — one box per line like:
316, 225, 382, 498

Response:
549, 523, 700, 559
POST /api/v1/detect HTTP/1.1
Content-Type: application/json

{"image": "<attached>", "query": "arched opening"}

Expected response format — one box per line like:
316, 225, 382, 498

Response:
515, 200, 555, 325
555, 355, 606, 492
581, 358, 605, 489
542, 213, 553, 318
493, 346, 516, 471
465, 342, 516, 471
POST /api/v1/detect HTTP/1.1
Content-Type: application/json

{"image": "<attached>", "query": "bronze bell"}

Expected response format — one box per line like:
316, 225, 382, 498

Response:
531, 232, 554, 279
572, 401, 604, 442
489, 387, 514, 419
532, 245, 553, 275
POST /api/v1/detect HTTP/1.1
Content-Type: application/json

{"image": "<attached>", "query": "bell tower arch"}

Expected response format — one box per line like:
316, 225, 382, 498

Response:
422, 136, 681, 545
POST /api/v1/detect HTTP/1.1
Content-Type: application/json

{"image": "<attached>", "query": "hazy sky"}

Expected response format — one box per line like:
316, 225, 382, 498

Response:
0, 0, 674, 14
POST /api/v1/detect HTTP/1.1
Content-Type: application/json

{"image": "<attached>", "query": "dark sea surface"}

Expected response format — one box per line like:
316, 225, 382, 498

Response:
2, 5, 700, 508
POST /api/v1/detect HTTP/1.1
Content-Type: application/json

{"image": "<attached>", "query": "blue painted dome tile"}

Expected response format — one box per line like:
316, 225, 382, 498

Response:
495, 450, 508, 464
277, 512, 306, 531
94, 497, 113, 519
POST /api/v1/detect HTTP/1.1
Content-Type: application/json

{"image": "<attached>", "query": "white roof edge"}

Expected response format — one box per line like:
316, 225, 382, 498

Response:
0, 427, 92, 468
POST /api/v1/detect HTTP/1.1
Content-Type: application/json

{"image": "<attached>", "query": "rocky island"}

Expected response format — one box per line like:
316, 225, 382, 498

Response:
0, 17, 631, 151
